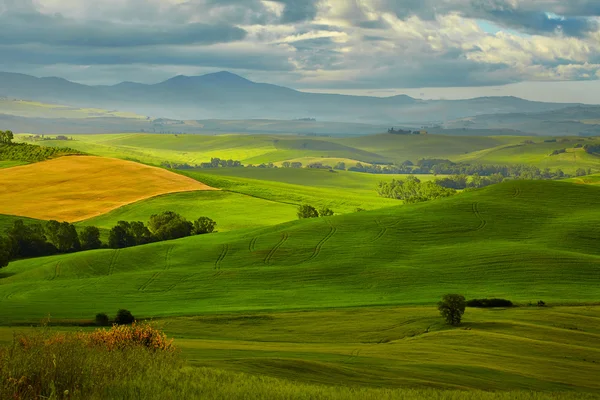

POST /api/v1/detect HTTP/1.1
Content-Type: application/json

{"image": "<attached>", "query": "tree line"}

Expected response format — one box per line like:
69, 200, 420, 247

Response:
0, 130, 82, 163
377, 176, 456, 203
108, 212, 216, 249
0, 212, 216, 268
351, 158, 593, 179
161, 157, 243, 170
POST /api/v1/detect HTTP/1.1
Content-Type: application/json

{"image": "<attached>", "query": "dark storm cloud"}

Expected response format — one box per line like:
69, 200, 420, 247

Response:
0, 11, 247, 47
276, 0, 319, 23
0, 44, 294, 71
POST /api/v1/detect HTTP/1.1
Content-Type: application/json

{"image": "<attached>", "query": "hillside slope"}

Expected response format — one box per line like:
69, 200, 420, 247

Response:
0, 156, 215, 221
1, 180, 599, 322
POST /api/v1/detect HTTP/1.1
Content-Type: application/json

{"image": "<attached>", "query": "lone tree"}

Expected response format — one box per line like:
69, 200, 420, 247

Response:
297, 205, 319, 219
438, 294, 466, 326
115, 309, 135, 325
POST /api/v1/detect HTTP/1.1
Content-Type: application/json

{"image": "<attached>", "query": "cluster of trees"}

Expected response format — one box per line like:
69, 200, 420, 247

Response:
387, 128, 421, 135
162, 158, 242, 170
0, 142, 81, 163
342, 158, 594, 180
0, 130, 14, 144
95, 309, 135, 326
297, 205, 334, 219
281, 161, 303, 168
584, 144, 600, 155
348, 162, 413, 174
306, 162, 333, 170
0, 220, 103, 268
434, 173, 505, 190
0, 212, 217, 268
376, 176, 456, 203
108, 212, 216, 249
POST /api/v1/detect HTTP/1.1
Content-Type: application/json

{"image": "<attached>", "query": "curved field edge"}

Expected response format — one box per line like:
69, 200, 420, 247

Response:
2, 180, 600, 322
0, 155, 216, 222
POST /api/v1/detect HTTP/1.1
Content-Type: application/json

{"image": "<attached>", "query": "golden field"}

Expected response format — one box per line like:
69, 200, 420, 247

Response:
0, 156, 215, 221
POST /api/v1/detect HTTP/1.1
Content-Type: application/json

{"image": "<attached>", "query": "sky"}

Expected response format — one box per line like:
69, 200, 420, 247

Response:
1, 0, 600, 103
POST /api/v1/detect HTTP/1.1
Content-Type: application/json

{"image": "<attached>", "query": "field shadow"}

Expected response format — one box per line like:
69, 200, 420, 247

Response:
0, 272, 15, 280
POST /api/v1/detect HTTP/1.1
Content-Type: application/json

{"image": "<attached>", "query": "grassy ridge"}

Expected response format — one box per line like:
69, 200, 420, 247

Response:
81, 190, 297, 233
2, 180, 600, 323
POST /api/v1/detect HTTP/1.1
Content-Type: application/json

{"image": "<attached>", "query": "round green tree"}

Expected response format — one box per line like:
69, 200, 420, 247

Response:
438, 294, 466, 326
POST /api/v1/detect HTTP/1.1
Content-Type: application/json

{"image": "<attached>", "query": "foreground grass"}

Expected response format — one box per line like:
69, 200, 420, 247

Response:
1, 321, 598, 399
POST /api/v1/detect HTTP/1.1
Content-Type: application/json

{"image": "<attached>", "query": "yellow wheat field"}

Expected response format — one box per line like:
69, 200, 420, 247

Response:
0, 156, 216, 222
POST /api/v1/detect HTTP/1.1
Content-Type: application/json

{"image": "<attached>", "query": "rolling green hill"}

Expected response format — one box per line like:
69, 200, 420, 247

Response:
2, 179, 600, 394
19, 133, 600, 174
80, 190, 297, 233
2, 179, 599, 323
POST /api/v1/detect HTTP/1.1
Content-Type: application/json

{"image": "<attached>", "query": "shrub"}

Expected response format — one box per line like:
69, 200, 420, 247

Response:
537, 300, 546, 307
466, 298, 513, 308
438, 294, 466, 326
114, 309, 135, 325
148, 211, 193, 241
95, 313, 110, 327
297, 205, 319, 219
319, 207, 334, 217
0, 324, 177, 399
193, 217, 217, 234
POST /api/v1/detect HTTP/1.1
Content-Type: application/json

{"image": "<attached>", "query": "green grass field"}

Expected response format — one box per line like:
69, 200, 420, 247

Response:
1, 305, 599, 393
3, 135, 600, 396
0, 160, 27, 169
81, 190, 297, 233
2, 179, 599, 323
17, 132, 600, 174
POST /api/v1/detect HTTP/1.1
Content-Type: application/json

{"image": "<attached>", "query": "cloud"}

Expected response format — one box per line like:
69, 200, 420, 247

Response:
0, 12, 247, 47
0, 0, 599, 91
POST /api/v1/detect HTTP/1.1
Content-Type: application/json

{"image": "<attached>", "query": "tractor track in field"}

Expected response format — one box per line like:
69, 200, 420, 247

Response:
371, 217, 404, 242
139, 245, 174, 292
264, 233, 289, 265
347, 348, 361, 362
472, 202, 487, 231
512, 187, 521, 198
306, 223, 337, 262
49, 262, 61, 281
248, 237, 258, 252
214, 244, 229, 277
107, 249, 121, 276
371, 220, 388, 243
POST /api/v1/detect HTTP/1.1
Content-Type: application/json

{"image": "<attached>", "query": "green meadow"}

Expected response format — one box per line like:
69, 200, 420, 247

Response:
2, 132, 600, 397
2, 180, 600, 322
17, 132, 600, 173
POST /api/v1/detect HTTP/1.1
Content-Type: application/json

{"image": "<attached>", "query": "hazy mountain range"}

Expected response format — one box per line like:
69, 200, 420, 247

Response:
0, 71, 585, 125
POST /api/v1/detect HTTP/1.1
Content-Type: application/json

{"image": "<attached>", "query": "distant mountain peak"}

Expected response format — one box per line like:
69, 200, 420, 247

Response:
159, 71, 253, 87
